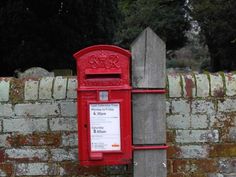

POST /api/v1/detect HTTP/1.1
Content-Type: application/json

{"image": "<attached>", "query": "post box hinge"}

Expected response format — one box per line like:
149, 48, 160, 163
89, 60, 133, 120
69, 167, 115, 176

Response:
132, 145, 168, 150
132, 89, 167, 94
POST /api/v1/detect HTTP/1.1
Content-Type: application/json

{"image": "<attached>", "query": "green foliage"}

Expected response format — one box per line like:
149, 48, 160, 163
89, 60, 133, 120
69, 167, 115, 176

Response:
0, 0, 119, 76
190, 0, 236, 71
116, 0, 190, 50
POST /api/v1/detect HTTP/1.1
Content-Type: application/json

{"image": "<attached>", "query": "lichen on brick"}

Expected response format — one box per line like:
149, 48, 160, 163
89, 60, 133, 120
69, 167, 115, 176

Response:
183, 73, 195, 98
0, 163, 13, 176
7, 132, 61, 147
209, 144, 236, 157
9, 78, 24, 104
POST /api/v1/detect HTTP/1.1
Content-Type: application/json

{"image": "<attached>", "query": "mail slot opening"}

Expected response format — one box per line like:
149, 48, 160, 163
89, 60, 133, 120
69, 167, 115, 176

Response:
86, 73, 121, 79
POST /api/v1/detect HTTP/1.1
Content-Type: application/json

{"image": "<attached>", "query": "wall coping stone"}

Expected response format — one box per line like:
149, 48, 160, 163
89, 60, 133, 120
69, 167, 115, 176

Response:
1, 73, 236, 103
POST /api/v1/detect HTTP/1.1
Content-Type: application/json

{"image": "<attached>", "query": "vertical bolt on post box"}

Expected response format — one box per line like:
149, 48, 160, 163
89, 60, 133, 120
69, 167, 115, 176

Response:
73, 45, 132, 166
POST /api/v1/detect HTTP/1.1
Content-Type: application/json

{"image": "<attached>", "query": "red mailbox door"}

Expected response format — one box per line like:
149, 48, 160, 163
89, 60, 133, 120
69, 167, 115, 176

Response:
73, 45, 132, 166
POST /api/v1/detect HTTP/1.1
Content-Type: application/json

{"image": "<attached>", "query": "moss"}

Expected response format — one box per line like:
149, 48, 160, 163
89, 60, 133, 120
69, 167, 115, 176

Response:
205, 72, 211, 97
190, 72, 196, 96
219, 71, 226, 94
166, 75, 169, 98
192, 73, 198, 98
179, 73, 184, 97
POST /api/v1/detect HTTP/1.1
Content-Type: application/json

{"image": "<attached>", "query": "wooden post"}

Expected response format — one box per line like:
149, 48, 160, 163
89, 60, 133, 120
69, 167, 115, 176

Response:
131, 27, 166, 177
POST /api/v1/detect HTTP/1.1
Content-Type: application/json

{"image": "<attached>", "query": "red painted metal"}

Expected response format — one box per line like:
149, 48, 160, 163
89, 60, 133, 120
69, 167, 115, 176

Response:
74, 45, 132, 166
132, 145, 169, 150
132, 89, 167, 94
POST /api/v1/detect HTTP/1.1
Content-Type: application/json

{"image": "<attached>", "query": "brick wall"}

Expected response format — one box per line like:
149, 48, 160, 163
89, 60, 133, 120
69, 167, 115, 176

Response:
0, 73, 236, 176
167, 73, 236, 177
0, 77, 131, 176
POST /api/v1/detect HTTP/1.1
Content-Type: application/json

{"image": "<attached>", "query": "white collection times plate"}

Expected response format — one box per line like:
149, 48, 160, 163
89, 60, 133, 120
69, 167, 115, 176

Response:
89, 103, 121, 151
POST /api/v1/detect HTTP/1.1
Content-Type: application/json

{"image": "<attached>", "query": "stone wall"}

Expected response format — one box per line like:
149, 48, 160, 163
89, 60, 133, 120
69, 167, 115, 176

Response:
167, 73, 236, 177
0, 73, 236, 176
0, 77, 131, 176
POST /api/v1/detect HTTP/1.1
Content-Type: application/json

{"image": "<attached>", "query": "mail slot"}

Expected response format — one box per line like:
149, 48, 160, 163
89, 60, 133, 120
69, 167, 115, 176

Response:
73, 45, 132, 166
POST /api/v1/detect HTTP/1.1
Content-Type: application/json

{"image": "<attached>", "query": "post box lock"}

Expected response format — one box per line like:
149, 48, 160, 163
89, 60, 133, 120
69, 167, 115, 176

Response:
99, 91, 108, 101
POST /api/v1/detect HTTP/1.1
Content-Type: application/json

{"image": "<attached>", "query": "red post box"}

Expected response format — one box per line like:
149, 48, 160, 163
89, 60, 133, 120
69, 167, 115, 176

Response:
73, 45, 132, 166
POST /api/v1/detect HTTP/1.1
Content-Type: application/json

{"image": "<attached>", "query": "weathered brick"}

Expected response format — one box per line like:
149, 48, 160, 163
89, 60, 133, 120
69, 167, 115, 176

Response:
229, 127, 236, 141
15, 163, 57, 176
167, 146, 181, 159
225, 73, 236, 96
208, 174, 224, 177
168, 74, 182, 97
192, 100, 215, 114
67, 78, 77, 99
188, 173, 208, 177
5, 148, 48, 161
59, 163, 77, 176
176, 130, 219, 143
210, 74, 224, 97
172, 160, 191, 173
0, 104, 13, 117
24, 79, 39, 100
49, 118, 77, 131
166, 101, 171, 114
3, 118, 48, 133
167, 115, 190, 129
168, 173, 207, 177
104, 165, 132, 175
178, 145, 209, 158
195, 74, 210, 97
51, 148, 78, 162
191, 114, 208, 129
223, 174, 236, 177
59, 162, 103, 176
53, 77, 67, 99
218, 158, 236, 173
39, 77, 54, 99
167, 131, 175, 143
61, 132, 78, 147
0, 134, 11, 148
0, 163, 13, 177
173, 159, 217, 173
218, 99, 236, 112
167, 159, 172, 173
7, 133, 61, 147
60, 102, 77, 117
209, 144, 236, 157
0, 79, 10, 102
171, 100, 190, 114
168, 145, 209, 159
14, 103, 59, 116
9, 78, 24, 104
209, 113, 232, 127
182, 74, 196, 98
0, 149, 4, 163
167, 173, 186, 177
